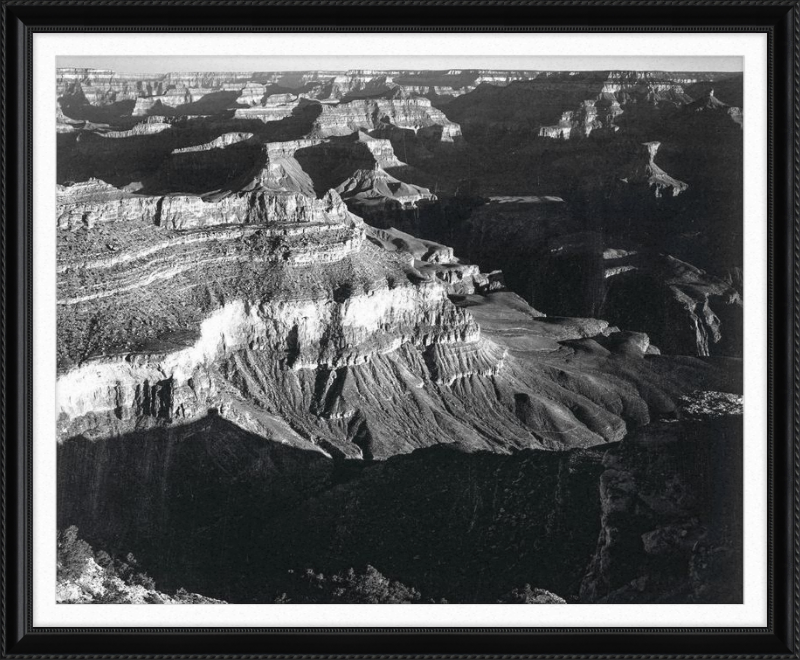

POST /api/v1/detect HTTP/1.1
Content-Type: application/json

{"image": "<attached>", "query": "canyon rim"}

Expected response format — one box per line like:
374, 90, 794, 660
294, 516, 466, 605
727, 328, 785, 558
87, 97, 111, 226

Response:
54, 61, 744, 606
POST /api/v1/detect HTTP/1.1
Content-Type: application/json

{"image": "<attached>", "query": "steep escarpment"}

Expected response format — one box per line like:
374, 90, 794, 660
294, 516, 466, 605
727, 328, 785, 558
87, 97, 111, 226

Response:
600, 252, 742, 357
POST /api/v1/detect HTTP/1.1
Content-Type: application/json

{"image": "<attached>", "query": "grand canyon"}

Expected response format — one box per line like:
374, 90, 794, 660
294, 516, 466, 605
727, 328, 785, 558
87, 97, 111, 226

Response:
55, 65, 743, 605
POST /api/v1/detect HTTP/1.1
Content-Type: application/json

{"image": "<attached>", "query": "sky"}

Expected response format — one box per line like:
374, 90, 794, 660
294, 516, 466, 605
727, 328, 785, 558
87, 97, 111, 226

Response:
57, 55, 743, 74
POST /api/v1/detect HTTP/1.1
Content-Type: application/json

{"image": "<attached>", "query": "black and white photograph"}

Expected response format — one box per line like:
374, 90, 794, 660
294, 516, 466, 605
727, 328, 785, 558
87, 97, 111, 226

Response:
54, 57, 746, 607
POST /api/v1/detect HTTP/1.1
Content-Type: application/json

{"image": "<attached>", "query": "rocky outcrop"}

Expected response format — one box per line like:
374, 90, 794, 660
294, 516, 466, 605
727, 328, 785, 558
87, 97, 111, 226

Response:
620, 142, 688, 198
601, 71, 694, 103
537, 99, 621, 140
171, 132, 256, 153
56, 176, 727, 458
366, 226, 501, 295
286, 132, 409, 194
57, 527, 225, 604
233, 148, 318, 198
58, 222, 365, 302
99, 116, 174, 138
538, 103, 598, 139
367, 226, 456, 264
335, 166, 436, 209
56, 271, 476, 440
57, 179, 161, 229
312, 98, 462, 140
354, 131, 404, 167
232, 94, 306, 123
57, 173, 356, 231
131, 89, 202, 115
264, 138, 323, 158
236, 82, 268, 106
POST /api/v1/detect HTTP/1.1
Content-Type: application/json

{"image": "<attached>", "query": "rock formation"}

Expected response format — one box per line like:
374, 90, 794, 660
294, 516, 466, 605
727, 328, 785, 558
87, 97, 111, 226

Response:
311, 97, 462, 140
57, 526, 225, 604
600, 251, 742, 357
171, 131, 256, 153
233, 93, 307, 123
620, 141, 688, 198
335, 166, 436, 210
99, 116, 174, 138
366, 226, 500, 295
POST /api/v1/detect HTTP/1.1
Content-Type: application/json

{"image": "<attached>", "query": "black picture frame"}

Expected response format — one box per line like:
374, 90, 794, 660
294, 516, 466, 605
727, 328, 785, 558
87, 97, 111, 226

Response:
2, 1, 797, 657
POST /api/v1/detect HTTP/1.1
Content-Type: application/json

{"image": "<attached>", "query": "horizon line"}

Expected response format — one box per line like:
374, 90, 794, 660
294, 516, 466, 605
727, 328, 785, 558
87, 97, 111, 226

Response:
56, 55, 743, 75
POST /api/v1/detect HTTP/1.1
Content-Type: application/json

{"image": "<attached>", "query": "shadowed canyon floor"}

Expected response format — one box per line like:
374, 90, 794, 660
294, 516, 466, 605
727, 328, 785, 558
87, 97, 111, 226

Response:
58, 404, 742, 604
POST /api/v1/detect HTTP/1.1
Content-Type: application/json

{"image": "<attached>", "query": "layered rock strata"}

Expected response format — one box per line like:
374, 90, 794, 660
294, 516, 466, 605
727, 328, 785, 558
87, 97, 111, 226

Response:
312, 98, 462, 140
57, 178, 354, 231
57, 170, 725, 461
232, 94, 308, 123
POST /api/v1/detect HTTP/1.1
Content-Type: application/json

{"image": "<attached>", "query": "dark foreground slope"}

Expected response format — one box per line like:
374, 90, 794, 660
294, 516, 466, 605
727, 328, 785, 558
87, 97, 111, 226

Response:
58, 394, 742, 604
